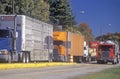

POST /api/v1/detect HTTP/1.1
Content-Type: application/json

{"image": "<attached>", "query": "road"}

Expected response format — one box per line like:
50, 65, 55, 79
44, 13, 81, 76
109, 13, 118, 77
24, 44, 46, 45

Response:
0, 63, 120, 79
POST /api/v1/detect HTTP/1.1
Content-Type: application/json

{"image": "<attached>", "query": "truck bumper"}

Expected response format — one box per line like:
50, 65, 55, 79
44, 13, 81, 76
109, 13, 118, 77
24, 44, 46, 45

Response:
97, 58, 114, 62
0, 55, 8, 62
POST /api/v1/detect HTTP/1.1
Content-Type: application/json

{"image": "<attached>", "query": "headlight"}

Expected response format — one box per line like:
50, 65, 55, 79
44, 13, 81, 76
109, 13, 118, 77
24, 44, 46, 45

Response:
0, 50, 8, 55
0, 51, 2, 54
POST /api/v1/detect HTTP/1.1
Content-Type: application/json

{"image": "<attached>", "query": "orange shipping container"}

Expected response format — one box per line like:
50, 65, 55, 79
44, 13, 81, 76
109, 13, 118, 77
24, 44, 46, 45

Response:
68, 32, 84, 56
53, 31, 84, 57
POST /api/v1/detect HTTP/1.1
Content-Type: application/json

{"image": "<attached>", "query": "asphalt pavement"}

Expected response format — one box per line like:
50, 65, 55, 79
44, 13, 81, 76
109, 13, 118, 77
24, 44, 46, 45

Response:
0, 63, 120, 79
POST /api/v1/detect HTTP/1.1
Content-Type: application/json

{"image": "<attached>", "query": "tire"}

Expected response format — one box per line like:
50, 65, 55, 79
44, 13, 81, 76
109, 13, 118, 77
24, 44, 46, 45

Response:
104, 61, 107, 64
118, 58, 120, 64
87, 56, 91, 63
112, 61, 115, 64
83, 57, 86, 63
97, 60, 99, 64
22, 51, 30, 63
26, 53, 30, 63
79, 57, 82, 63
18, 53, 22, 62
97, 60, 102, 64
22, 53, 26, 63
112, 58, 117, 64
117, 55, 119, 64
8, 54, 12, 63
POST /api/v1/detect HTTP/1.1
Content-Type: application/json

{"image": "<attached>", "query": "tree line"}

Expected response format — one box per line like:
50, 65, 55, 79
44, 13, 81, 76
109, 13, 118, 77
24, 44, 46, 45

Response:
0, 0, 94, 42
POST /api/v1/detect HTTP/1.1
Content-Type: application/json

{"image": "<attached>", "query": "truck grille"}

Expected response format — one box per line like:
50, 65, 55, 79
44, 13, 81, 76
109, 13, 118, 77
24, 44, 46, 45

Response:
102, 51, 109, 59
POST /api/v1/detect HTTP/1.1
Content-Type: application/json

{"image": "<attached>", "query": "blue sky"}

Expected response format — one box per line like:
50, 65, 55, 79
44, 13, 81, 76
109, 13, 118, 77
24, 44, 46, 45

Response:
70, 0, 120, 37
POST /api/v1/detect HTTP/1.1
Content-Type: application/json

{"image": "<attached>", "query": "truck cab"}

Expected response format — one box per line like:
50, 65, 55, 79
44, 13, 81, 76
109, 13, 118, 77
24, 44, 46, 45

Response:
0, 29, 14, 62
84, 41, 89, 62
53, 40, 65, 61
97, 40, 119, 64
0, 15, 53, 63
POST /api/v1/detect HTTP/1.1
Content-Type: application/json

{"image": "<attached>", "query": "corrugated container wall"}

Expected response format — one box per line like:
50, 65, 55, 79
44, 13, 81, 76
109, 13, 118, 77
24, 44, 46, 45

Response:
24, 16, 53, 61
68, 32, 84, 56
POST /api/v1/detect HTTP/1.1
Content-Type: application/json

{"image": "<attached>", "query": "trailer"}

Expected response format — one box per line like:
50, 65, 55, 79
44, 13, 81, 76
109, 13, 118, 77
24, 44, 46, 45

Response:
53, 31, 84, 63
0, 15, 53, 63
89, 41, 100, 61
96, 40, 119, 64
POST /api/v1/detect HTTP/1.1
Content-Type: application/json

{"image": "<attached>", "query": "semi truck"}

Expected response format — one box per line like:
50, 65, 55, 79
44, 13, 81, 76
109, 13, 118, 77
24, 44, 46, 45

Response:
0, 15, 53, 63
83, 41, 89, 62
96, 40, 119, 64
53, 31, 84, 63
89, 41, 100, 61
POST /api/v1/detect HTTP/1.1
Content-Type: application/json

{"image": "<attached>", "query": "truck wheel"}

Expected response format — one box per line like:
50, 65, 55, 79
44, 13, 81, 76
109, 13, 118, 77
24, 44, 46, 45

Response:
88, 57, 91, 63
112, 61, 115, 64
112, 58, 117, 64
117, 58, 119, 64
8, 54, 12, 63
26, 53, 30, 63
104, 61, 107, 64
22, 53, 26, 63
97, 60, 99, 64
117, 55, 119, 64
118, 58, 120, 64
79, 57, 82, 63
22, 52, 30, 63
97, 60, 101, 64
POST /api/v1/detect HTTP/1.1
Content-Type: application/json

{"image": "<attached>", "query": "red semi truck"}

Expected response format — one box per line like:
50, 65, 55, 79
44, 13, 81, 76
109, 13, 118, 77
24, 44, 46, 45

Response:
96, 40, 120, 64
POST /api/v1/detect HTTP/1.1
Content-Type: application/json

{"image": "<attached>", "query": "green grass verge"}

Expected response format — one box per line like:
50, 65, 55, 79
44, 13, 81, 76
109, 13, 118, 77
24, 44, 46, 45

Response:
0, 62, 76, 70
74, 66, 120, 79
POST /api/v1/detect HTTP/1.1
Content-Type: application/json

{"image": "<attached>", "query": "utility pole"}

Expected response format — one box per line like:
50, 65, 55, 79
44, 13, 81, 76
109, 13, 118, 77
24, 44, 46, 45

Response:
12, 0, 17, 53
12, 0, 14, 14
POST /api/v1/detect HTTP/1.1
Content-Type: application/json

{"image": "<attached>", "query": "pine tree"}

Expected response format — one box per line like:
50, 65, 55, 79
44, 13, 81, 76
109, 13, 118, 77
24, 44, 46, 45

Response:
0, 0, 13, 14
31, 0, 50, 23
15, 0, 34, 15
49, 0, 76, 30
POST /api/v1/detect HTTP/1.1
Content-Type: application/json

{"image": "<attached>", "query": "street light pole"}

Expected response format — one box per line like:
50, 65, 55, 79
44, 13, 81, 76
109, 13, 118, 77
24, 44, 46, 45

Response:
12, 0, 14, 14
13, 15, 17, 53
48, 26, 50, 62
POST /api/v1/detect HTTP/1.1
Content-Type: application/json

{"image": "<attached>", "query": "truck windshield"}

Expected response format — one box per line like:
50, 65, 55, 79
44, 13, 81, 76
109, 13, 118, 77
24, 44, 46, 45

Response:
0, 30, 10, 38
54, 40, 64, 46
99, 45, 113, 51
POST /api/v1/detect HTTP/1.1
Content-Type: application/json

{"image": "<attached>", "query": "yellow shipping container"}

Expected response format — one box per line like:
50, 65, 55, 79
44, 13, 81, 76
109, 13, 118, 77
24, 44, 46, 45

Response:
53, 31, 84, 62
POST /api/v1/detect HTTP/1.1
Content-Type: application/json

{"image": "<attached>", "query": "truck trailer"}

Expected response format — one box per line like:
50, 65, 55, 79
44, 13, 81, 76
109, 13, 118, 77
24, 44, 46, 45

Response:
96, 40, 119, 64
0, 15, 53, 63
89, 41, 100, 61
53, 31, 84, 63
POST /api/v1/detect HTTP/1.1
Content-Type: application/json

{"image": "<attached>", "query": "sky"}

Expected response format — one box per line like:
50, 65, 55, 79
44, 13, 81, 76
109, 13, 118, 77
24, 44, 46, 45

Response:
70, 0, 120, 37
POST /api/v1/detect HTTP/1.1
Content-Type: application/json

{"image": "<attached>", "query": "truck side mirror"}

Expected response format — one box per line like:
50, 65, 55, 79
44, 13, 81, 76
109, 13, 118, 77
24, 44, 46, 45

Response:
16, 32, 18, 38
11, 31, 18, 38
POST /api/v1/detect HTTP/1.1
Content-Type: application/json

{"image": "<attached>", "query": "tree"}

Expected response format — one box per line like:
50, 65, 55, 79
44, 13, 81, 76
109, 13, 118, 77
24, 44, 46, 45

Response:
78, 23, 94, 42
31, 0, 50, 22
0, 0, 50, 23
15, 0, 34, 15
0, 0, 13, 14
48, 0, 76, 30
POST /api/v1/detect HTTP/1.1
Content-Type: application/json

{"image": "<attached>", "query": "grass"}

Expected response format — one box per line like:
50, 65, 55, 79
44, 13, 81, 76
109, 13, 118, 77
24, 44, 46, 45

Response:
0, 62, 76, 70
73, 66, 120, 79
